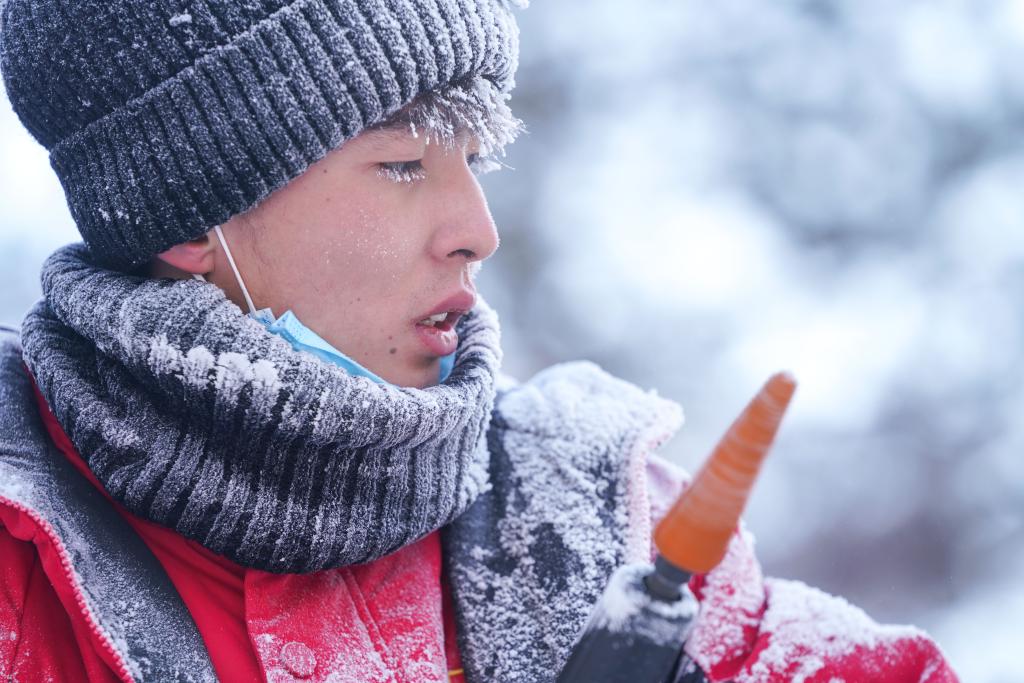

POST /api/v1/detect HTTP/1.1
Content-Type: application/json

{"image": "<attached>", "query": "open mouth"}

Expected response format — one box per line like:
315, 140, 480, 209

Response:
415, 310, 460, 332
413, 311, 462, 356
411, 290, 475, 357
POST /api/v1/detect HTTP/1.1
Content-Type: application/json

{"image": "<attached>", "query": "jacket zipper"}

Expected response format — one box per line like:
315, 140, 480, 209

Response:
0, 495, 137, 683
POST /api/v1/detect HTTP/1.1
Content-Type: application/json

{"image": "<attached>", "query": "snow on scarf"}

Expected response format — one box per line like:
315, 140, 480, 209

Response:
20, 242, 501, 573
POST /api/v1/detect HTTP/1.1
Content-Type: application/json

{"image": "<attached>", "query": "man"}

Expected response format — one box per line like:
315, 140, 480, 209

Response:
0, 0, 958, 681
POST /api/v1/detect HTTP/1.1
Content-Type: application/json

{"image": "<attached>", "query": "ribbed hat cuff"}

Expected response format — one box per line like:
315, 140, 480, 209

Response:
48, 0, 518, 269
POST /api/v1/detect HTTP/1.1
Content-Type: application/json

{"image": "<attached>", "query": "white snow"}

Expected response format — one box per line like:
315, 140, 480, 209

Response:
684, 526, 765, 672
181, 346, 216, 389
147, 334, 182, 375
214, 351, 257, 395
590, 562, 698, 646
445, 360, 688, 680
736, 578, 927, 683
145, 335, 283, 403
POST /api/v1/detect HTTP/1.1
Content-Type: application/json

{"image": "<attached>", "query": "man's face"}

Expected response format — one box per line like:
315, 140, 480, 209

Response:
209, 124, 499, 388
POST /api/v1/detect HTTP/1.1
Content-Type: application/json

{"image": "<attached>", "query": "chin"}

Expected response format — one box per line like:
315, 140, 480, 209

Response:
381, 361, 438, 389
411, 369, 440, 389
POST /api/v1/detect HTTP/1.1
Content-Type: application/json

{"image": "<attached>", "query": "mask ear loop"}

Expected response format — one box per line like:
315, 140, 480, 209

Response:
192, 224, 259, 316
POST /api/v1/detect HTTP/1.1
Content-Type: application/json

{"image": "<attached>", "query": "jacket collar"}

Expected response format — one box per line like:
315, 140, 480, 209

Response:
0, 327, 217, 683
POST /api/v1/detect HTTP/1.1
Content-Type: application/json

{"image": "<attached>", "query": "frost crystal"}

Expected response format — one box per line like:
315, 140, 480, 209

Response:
369, 73, 528, 170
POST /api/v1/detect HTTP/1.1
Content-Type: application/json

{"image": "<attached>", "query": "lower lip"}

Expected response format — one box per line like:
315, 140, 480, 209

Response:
414, 317, 459, 356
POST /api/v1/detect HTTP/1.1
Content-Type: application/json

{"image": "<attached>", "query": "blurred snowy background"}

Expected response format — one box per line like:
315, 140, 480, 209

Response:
2, 0, 1022, 680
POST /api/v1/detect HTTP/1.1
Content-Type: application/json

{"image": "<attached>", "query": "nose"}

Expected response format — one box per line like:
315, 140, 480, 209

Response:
429, 154, 500, 267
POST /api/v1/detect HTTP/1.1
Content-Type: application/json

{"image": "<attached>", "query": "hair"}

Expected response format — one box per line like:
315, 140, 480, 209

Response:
367, 72, 528, 173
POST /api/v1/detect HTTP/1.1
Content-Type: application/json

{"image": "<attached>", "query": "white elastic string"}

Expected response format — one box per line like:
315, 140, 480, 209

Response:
213, 223, 258, 315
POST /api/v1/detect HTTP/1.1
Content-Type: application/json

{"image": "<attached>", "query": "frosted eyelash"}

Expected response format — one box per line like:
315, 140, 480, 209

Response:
377, 162, 427, 184
376, 154, 508, 184
471, 154, 507, 175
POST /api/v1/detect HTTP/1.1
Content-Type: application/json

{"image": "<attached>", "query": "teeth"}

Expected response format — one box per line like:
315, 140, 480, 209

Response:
419, 311, 449, 326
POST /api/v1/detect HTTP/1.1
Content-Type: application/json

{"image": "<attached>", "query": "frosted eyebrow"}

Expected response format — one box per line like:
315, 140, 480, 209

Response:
361, 117, 474, 154
360, 126, 413, 152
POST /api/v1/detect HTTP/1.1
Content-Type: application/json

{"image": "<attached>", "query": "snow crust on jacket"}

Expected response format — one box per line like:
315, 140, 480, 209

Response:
443, 358, 686, 681
443, 360, 959, 683
1, 325, 959, 682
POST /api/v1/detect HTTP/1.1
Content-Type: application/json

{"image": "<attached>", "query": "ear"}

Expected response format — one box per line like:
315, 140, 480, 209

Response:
154, 230, 217, 276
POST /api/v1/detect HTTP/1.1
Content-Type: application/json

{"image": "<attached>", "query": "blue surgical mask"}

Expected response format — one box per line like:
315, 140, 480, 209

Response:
194, 225, 456, 386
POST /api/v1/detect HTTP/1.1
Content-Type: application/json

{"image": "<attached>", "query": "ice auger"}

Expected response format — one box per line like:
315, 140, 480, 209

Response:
556, 372, 798, 683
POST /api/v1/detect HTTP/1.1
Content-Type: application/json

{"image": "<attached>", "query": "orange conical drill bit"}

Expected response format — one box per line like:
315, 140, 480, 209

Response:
558, 373, 797, 683
654, 372, 797, 574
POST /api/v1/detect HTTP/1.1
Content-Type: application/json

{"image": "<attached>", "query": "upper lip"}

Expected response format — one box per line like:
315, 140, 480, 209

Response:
415, 289, 477, 323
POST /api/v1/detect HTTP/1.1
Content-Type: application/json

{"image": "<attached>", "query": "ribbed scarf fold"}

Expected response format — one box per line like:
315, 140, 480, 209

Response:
20, 243, 501, 573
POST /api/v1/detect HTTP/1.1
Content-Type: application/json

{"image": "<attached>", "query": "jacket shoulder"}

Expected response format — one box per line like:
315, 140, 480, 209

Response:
495, 359, 684, 445
0, 325, 33, 452
444, 361, 685, 683
0, 324, 218, 682
0, 323, 63, 509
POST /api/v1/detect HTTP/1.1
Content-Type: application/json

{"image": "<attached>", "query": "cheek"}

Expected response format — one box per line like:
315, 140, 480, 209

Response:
285, 215, 417, 318
326, 205, 417, 271
261, 170, 423, 303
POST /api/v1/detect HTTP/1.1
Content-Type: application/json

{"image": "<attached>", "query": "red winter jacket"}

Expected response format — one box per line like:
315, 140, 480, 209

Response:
1, 376, 465, 683
1, 361, 961, 683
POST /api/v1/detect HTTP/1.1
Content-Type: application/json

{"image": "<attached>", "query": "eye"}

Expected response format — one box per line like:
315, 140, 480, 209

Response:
377, 153, 504, 184
377, 160, 426, 184
467, 152, 503, 176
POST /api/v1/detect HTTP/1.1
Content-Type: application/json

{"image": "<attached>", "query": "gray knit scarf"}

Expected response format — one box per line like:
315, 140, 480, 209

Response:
20, 243, 501, 573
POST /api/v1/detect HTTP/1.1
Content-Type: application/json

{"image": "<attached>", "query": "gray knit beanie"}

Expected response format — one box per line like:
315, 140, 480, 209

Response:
0, 0, 525, 269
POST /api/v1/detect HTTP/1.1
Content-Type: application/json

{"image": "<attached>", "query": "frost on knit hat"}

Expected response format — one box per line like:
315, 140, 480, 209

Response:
0, 0, 526, 269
